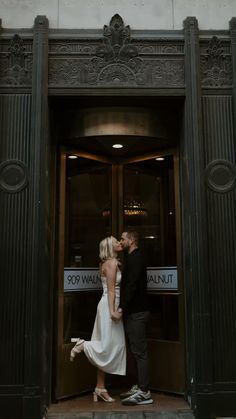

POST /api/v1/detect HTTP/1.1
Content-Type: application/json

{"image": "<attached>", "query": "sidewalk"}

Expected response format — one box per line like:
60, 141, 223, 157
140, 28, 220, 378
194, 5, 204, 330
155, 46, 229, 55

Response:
47, 413, 194, 419
46, 391, 194, 419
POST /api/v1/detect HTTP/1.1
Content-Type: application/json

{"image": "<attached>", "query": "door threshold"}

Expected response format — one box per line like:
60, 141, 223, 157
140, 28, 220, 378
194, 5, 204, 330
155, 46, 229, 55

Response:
46, 391, 193, 418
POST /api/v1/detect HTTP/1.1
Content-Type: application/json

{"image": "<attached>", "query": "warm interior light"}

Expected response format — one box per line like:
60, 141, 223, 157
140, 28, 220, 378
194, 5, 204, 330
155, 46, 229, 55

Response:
102, 209, 111, 217
112, 144, 123, 149
144, 235, 156, 239
124, 201, 147, 217
155, 157, 165, 161
68, 155, 78, 159
102, 200, 148, 217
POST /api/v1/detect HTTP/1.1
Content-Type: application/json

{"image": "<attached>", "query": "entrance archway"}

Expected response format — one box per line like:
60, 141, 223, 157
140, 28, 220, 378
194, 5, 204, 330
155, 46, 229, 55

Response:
52, 98, 185, 400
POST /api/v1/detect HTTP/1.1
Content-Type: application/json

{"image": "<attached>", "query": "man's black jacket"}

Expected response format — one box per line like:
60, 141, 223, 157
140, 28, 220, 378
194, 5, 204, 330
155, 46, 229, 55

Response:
120, 248, 149, 314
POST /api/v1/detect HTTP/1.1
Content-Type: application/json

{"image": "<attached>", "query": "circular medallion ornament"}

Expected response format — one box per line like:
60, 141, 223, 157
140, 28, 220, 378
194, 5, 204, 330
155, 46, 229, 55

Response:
205, 159, 236, 193
0, 160, 28, 193
98, 64, 135, 85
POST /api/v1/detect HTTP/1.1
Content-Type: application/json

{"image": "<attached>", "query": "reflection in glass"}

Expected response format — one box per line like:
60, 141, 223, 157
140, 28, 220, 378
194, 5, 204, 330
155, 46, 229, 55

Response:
66, 157, 111, 267
123, 156, 178, 342
147, 294, 179, 341
63, 154, 179, 343
64, 156, 111, 342
123, 156, 176, 267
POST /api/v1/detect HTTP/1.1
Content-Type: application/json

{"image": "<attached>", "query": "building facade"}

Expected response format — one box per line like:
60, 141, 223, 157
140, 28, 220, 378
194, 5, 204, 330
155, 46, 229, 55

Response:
0, 2, 236, 419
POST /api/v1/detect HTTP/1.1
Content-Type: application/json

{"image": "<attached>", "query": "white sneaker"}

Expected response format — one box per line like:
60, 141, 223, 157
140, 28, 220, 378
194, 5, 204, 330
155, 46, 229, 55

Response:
120, 384, 140, 399
122, 389, 153, 405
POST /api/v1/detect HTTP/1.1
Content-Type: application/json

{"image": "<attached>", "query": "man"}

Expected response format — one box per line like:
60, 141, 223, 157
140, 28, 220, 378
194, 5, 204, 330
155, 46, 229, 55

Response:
118, 230, 153, 405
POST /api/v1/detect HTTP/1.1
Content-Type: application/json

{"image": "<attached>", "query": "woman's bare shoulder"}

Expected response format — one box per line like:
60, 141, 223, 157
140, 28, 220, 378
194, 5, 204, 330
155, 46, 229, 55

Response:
102, 258, 118, 271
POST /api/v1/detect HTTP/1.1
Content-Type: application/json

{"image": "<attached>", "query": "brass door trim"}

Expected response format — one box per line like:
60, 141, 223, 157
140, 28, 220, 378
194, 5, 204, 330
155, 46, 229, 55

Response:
111, 165, 118, 237
117, 164, 123, 237
122, 147, 176, 164
60, 146, 115, 164
173, 150, 185, 347
149, 292, 182, 296
55, 150, 67, 399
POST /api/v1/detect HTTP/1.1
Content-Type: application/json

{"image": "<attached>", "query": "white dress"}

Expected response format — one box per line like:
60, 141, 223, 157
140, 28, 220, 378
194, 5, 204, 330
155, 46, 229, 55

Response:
83, 271, 126, 375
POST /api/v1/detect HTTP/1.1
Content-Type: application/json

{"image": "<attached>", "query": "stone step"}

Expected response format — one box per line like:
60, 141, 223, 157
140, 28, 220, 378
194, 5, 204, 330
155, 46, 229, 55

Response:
46, 410, 195, 419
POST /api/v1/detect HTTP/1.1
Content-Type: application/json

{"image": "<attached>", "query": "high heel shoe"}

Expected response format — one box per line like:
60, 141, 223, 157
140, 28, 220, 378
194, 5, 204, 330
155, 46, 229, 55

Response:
93, 387, 115, 402
70, 338, 84, 362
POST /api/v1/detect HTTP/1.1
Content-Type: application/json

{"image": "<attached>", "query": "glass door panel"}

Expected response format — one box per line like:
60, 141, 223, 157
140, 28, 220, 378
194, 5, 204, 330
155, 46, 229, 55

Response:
56, 152, 113, 399
123, 155, 184, 393
123, 156, 176, 266
56, 149, 184, 399
64, 156, 112, 344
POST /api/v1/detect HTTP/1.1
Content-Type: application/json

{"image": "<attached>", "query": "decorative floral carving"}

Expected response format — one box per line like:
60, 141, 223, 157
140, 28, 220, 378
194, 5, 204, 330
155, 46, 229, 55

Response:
94, 14, 141, 74
97, 14, 134, 60
152, 60, 184, 86
52, 43, 74, 53
49, 59, 83, 85
0, 35, 32, 86
48, 15, 184, 88
136, 43, 184, 55
201, 36, 232, 87
50, 42, 97, 54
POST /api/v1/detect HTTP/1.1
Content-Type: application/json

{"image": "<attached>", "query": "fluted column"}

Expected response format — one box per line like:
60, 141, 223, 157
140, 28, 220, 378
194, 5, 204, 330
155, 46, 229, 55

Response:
230, 18, 236, 137
23, 16, 49, 419
183, 16, 212, 418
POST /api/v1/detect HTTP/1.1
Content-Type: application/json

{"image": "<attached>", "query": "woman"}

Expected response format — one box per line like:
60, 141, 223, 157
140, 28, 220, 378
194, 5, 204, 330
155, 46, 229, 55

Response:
70, 236, 126, 402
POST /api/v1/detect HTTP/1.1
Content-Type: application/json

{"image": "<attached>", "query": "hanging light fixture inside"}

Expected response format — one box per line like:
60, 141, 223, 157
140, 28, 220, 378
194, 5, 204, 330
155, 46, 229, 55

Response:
124, 200, 148, 216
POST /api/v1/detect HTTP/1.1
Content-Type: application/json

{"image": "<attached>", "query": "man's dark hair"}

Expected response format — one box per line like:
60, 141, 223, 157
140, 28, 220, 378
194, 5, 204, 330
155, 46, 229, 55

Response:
125, 230, 139, 246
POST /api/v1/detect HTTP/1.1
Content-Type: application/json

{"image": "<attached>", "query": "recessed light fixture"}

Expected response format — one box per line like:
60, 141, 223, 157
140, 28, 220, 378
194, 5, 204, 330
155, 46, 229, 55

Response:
155, 157, 165, 161
68, 155, 78, 159
112, 144, 123, 149
144, 235, 156, 239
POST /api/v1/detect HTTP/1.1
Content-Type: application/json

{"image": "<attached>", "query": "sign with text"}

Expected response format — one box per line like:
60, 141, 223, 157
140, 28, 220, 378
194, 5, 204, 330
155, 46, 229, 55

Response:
64, 268, 102, 292
147, 267, 177, 291
64, 266, 178, 292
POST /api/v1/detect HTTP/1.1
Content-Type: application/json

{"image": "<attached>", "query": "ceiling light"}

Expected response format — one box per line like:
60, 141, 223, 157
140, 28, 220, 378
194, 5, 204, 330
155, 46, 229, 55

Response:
112, 144, 123, 149
155, 157, 165, 161
144, 235, 156, 239
68, 155, 78, 159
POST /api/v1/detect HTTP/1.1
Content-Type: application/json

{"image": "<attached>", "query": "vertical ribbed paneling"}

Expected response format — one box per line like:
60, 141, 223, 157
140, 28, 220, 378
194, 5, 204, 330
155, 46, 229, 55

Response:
183, 19, 213, 410
0, 94, 31, 384
202, 95, 236, 381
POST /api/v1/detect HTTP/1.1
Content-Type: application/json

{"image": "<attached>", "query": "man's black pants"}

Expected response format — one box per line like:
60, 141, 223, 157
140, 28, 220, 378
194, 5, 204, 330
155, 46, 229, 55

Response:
124, 311, 150, 392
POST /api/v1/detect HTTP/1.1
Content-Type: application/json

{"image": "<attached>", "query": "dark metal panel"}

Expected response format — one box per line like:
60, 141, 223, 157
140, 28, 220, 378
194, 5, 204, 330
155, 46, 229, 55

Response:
22, 15, 51, 419
0, 94, 31, 385
0, 94, 31, 419
182, 17, 213, 415
202, 95, 236, 382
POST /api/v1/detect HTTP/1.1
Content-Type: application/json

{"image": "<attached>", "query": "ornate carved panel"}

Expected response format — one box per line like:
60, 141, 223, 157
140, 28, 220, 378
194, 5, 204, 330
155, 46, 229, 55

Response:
48, 14, 184, 89
0, 34, 32, 86
200, 36, 232, 87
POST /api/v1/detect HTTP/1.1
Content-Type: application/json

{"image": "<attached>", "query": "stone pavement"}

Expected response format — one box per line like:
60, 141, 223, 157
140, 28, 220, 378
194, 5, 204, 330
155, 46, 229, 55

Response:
46, 412, 194, 419
46, 391, 194, 419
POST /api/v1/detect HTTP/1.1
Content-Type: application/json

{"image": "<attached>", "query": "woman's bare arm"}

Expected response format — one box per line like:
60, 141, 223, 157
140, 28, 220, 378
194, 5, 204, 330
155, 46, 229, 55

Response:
104, 259, 117, 319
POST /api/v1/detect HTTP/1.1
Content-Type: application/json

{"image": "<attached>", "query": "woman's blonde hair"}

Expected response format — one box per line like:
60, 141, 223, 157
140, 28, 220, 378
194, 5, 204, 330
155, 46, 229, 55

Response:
99, 236, 117, 261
